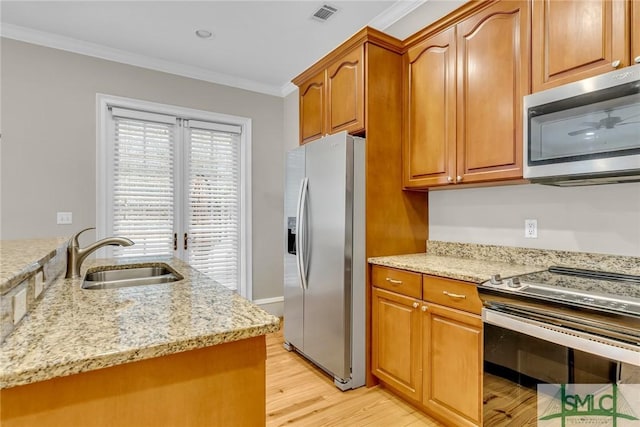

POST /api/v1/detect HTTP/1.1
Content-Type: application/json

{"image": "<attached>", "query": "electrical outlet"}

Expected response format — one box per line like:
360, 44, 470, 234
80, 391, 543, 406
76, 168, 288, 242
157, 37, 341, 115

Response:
525, 219, 538, 239
34, 271, 44, 298
13, 287, 27, 324
57, 212, 72, 224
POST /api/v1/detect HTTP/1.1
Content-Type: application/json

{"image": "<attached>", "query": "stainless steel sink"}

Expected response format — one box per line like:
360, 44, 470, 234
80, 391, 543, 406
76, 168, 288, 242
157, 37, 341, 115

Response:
82, 264, 183, 290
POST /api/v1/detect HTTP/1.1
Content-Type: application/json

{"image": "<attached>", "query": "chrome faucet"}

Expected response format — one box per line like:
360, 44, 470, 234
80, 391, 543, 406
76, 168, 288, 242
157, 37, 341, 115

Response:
65, 227, 134, 279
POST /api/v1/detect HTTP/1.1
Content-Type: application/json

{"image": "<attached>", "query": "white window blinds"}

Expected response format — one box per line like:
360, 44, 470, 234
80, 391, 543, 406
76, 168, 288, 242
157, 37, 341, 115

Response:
105, 105, 245, 292
111, 111, 176, 257
186, 121, 241, 289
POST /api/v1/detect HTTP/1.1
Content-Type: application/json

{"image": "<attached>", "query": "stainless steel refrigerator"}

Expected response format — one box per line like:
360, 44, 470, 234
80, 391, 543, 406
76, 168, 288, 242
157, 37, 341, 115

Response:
283, 131, 365, 390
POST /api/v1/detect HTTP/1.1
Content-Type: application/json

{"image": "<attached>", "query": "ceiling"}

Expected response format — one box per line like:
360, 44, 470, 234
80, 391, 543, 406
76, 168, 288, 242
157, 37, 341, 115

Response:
0, 1, 430, 97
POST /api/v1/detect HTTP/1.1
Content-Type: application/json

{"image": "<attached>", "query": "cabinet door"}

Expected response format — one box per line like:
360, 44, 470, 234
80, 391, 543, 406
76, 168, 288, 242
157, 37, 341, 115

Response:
403, 27, 457, 188
633, 0, 640, 65
299, 71, 326, 144
532, 0, 629, 92
326, 45, 365, 136
371, 287, 422, 401
456, 1, 528, 184
423, 303, 483, 427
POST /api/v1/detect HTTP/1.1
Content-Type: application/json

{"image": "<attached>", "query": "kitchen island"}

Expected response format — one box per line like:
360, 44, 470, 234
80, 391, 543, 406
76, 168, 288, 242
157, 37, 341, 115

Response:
0, 254, 280, 427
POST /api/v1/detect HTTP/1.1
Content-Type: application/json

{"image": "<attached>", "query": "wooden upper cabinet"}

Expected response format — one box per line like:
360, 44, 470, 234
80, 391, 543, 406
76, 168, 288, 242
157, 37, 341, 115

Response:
327, 46, 365, 135
403, 27, 457, 188
293, 28, 403, 145
633, 0, 640, 65
532, 0, 630, 92
299, 71, 326, 144
403, 0, 528, 189
456, 0, 528, 184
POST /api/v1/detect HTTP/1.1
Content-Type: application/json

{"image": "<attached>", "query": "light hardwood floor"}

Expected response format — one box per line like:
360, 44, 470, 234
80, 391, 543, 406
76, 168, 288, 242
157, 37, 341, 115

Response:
266, 327, 443, 427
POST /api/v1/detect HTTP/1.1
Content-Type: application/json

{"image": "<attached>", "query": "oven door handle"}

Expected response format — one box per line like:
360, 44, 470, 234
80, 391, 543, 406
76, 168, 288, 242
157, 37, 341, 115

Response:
482, 308, 640, 367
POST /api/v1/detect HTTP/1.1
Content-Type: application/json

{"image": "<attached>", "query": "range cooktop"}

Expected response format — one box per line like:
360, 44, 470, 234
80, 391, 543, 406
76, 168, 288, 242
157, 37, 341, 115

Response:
479, 266, 640, 317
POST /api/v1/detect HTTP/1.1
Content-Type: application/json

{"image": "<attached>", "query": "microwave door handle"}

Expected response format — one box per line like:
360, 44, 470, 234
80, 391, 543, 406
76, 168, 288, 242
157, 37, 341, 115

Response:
299, 177, 309, 290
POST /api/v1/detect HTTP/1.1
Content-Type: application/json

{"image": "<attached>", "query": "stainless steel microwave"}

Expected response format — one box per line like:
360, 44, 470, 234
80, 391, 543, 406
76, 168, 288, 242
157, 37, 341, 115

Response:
523, 64, 640, 186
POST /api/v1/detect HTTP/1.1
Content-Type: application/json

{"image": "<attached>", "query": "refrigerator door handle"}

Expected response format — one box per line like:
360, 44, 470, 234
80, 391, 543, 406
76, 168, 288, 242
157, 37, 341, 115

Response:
295, 178, 306, 290
299, 177, 309, 290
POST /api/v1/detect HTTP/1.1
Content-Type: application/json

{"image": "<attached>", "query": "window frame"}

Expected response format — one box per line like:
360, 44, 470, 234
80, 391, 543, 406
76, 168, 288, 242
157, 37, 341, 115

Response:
96, 93, 252, 299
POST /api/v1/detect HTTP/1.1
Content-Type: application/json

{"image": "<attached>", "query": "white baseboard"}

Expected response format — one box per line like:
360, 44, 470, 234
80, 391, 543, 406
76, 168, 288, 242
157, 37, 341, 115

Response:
253, 296, 284, 317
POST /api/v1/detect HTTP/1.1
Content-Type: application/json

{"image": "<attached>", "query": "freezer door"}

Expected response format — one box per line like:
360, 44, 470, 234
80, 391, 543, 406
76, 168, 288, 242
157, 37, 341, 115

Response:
303, 132, 352, 381
283, 146, 305, 350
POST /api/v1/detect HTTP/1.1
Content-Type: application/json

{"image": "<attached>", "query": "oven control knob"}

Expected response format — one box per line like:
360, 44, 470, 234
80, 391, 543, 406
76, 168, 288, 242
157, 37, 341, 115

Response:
490, 274, 502, 285
507, 277, 522, 288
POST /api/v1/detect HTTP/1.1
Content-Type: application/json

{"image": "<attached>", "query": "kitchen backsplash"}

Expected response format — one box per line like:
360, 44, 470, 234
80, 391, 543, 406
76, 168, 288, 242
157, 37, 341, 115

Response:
427, 240, 640, 276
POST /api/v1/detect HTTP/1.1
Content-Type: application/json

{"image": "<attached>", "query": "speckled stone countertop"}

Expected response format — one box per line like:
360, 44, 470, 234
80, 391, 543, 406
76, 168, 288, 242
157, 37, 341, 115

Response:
0, 257, 280, 389
369, 253, 544, 283
369, 241, 640, 285
0, 237, 69, 293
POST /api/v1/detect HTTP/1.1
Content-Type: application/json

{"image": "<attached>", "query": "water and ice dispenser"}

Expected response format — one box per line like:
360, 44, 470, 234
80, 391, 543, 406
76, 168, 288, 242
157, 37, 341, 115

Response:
287, 217, 296, 255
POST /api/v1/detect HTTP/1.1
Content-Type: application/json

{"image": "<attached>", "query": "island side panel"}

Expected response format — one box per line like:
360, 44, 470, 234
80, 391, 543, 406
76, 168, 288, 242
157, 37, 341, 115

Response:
1, 335, 266, 427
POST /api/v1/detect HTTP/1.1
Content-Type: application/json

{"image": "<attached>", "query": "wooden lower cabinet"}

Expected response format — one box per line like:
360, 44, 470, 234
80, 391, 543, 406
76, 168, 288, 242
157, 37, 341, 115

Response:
372, 276, 483, 426
371, 287, 422, 401
1, 336, 266, 427
423, 303, 483, 427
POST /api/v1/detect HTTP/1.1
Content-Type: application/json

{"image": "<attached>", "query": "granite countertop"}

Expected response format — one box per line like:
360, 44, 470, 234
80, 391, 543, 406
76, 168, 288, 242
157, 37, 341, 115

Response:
0, 237, 69, 293
368, 253, 544, 284
0, 257, 280, 389
369, 241, 640, 299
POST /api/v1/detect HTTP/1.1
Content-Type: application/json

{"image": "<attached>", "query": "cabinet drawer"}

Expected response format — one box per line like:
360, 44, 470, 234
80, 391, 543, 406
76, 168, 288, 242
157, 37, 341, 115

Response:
372, 265, 422, 299
422, 275, 482, 314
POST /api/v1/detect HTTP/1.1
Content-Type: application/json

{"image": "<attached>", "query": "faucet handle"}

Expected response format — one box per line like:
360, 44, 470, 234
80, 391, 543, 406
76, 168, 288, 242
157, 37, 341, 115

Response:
70, 227, 96, 247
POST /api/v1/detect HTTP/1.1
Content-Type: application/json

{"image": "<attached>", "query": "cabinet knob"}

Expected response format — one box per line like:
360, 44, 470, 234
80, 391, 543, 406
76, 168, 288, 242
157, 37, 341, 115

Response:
611, 60, 621, 68
456, 175, 462, 183
447, 176, 453, 183
635, 56, 640, 64
421, 305, 428, 312
412, 302, 420, 309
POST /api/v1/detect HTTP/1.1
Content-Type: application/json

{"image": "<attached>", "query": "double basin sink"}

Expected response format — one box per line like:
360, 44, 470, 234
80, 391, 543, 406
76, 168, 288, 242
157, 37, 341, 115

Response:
82, 263, 183, 290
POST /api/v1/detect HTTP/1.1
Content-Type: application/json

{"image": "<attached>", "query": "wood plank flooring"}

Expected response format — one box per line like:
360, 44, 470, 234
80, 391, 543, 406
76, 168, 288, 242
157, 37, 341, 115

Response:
266, 327, 443, 427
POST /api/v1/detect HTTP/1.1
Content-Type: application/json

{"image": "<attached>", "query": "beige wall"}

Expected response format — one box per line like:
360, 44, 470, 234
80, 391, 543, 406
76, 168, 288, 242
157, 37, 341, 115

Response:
385, 0, 640, 257
283, 90, 299, 153
429, 184, 640, 257
0, 38, 284, 300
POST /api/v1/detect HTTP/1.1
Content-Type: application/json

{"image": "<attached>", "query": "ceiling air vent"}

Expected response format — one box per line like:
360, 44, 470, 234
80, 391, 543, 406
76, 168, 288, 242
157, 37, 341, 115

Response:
311, 4, 338, 22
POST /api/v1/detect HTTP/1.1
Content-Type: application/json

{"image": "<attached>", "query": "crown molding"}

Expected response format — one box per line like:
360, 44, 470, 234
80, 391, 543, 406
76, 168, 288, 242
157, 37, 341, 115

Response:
279, 82, 298, 98
2, 1, 427, 98
368, 0, 427, 30
0, 23, 284, 97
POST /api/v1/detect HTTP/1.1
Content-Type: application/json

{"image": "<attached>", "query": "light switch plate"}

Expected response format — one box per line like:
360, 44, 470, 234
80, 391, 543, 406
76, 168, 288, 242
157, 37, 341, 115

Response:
13, 287, 27, 324
35, 271, 44, 298
57, 212, 72, 224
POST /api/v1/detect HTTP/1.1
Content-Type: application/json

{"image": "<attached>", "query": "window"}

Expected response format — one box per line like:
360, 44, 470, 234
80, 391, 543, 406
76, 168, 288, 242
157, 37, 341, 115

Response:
97, 95, 252, 297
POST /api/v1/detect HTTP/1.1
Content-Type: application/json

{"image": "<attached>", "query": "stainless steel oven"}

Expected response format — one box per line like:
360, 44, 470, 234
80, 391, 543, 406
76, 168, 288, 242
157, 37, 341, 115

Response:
478, 267, 640, 426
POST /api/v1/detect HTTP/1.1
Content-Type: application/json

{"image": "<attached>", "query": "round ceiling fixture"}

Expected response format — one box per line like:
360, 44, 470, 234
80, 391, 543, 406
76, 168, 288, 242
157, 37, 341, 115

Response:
195, 29, 213, 39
